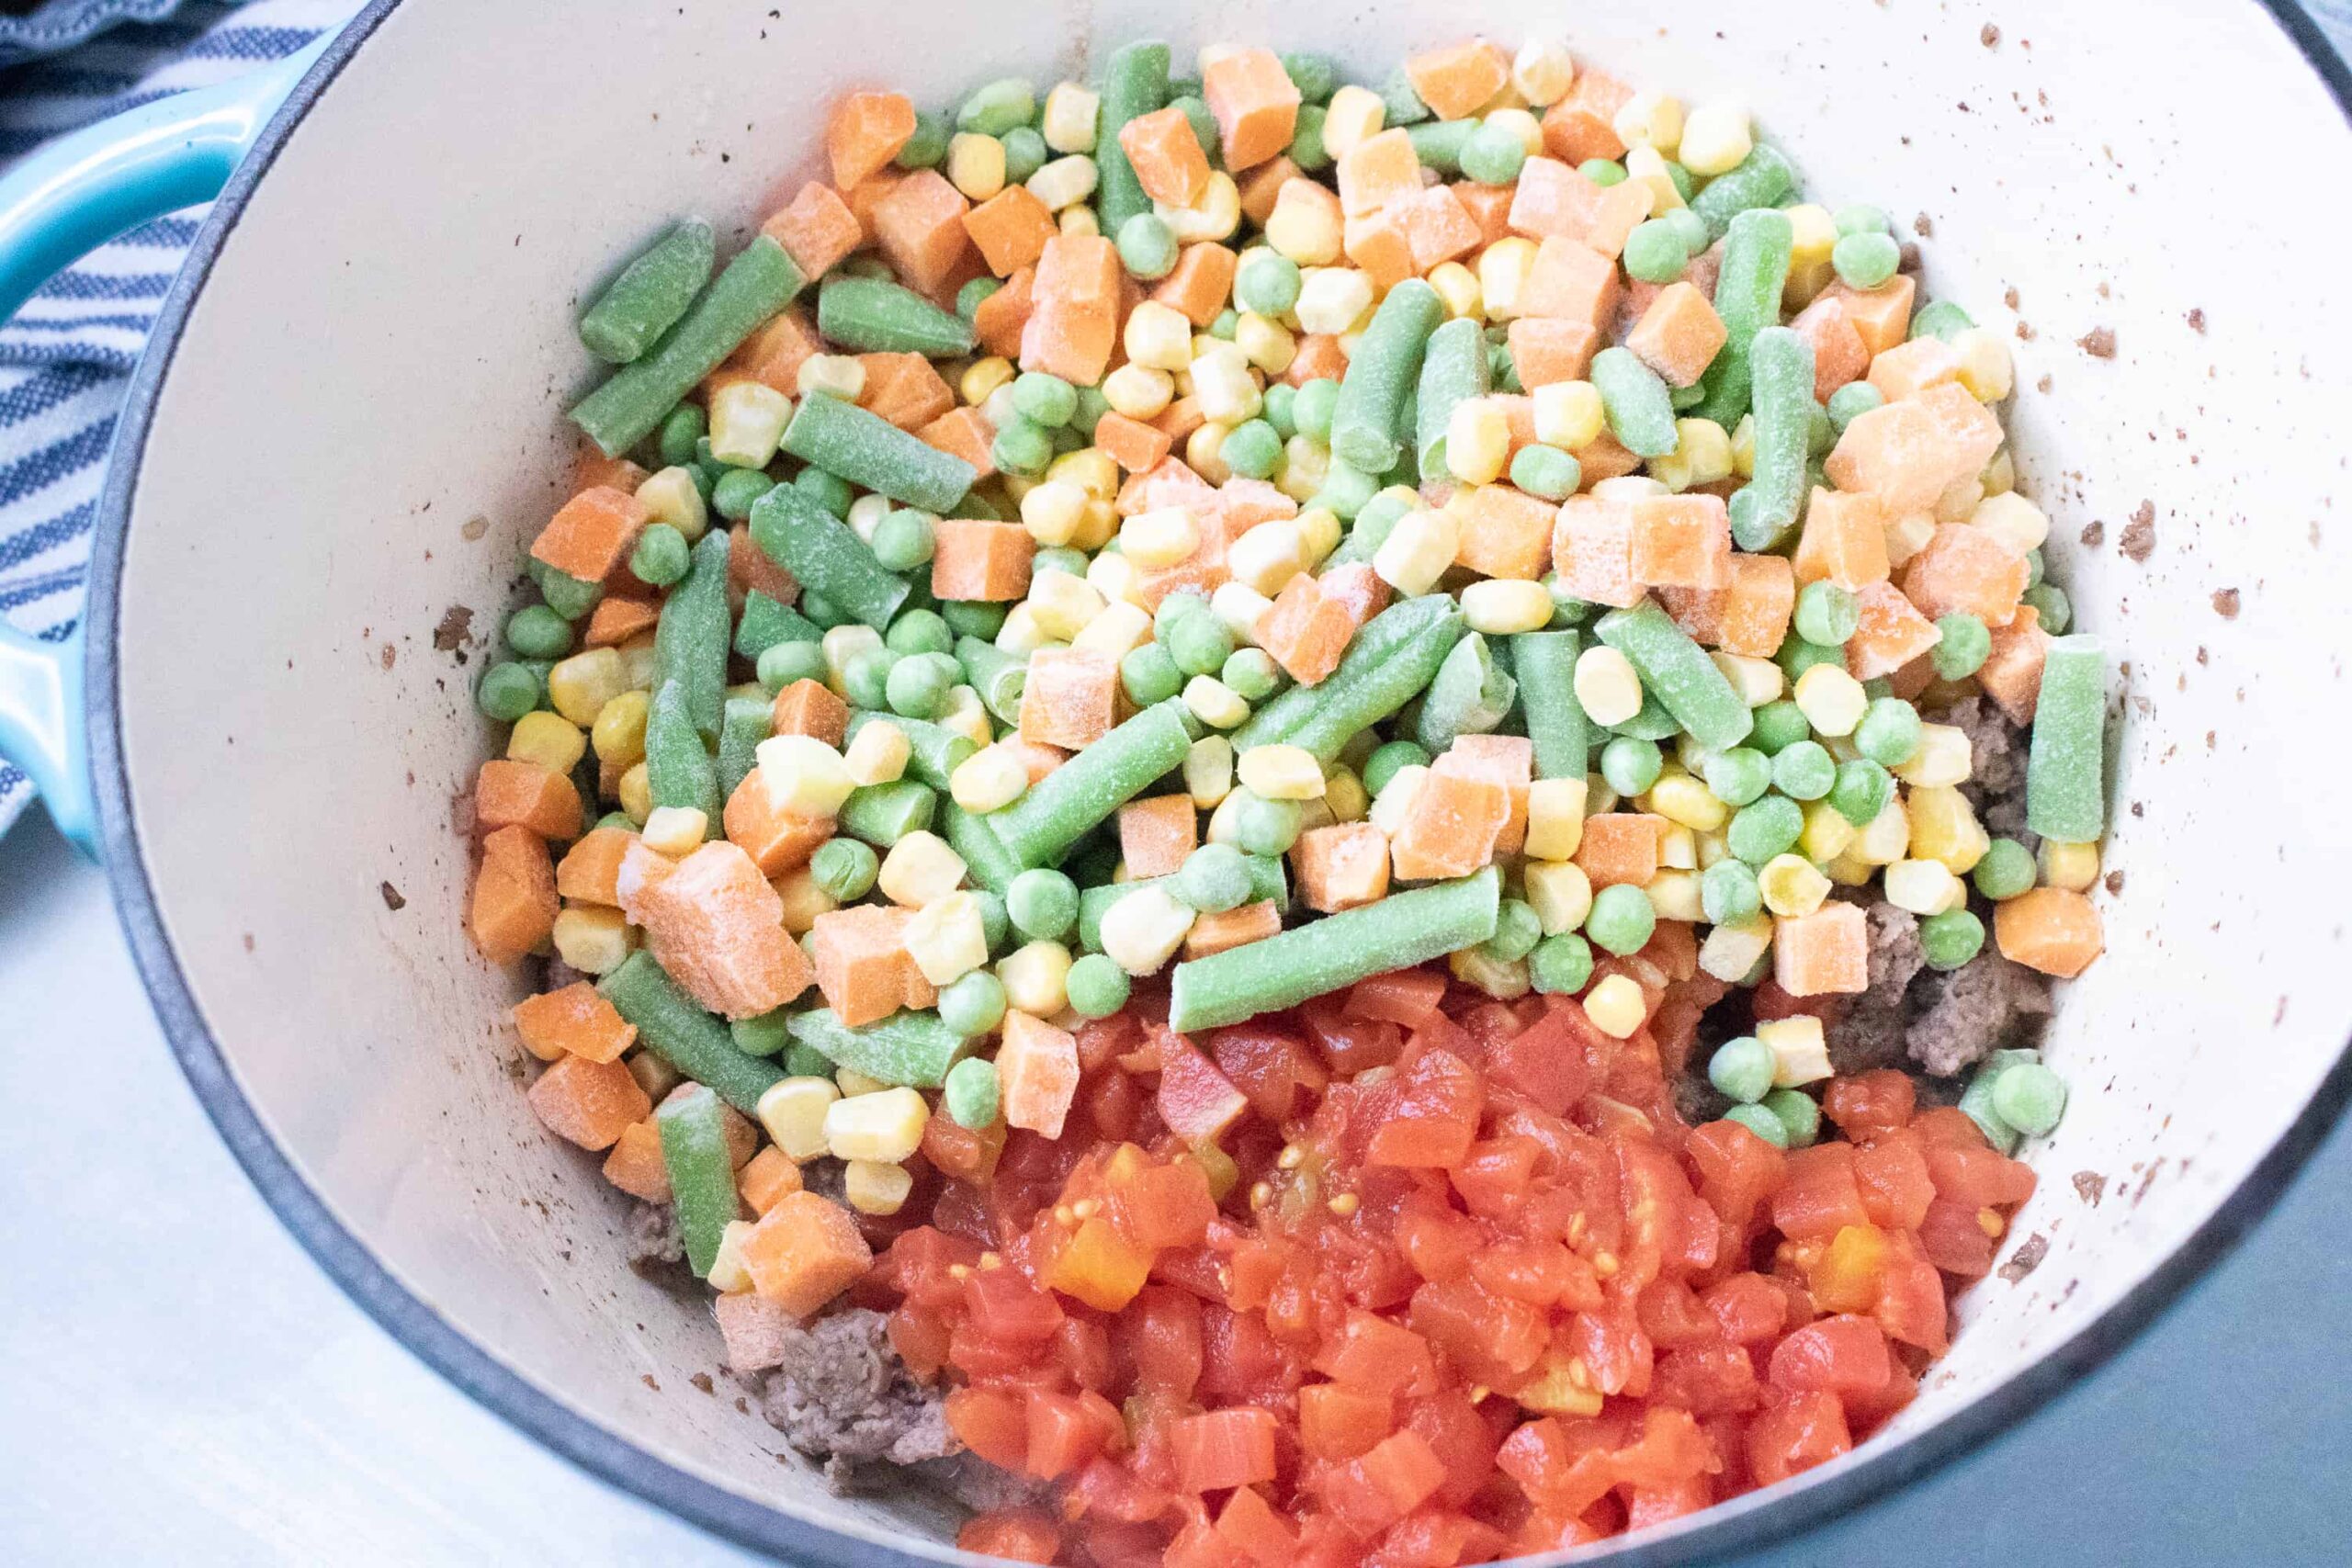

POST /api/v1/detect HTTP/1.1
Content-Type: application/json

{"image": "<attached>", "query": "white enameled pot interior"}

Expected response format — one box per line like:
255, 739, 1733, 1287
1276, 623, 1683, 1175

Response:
105, 0, 2352, 1558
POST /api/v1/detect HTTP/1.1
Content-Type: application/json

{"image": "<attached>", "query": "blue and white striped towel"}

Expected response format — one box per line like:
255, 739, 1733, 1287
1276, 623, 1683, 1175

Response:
0, 0, 355, 838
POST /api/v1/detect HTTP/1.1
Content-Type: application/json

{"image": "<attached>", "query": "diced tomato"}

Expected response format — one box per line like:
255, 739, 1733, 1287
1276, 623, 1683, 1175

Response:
1873, 1231, 1950, 1353
1409, 1277, 1549, 1384
1448, 1135, 1541, 1218
1925, 1142, 2038, 1209
1650, 1341, 1762, 1416
1158, 1028, 1253, 1144
1313, 1309, 1441, 1397
1771, 1143, 1871, 1240
1471, 1237, 1600, 1311
1346, 968, 1449, 1029
1216, 1486, 1302, 1566
1172, 1407, 1282, 1493
1201, 1304, 1304, 1398
1910, 1105, 1992, 1150
1635, 1280, 1720, 1349
1365, 1049, 1484, 1169
1402, 1390, 1500, 1509
1746, 1391, 1852, 1485
948, 1386, 1031, 1472
1768, 1314, 1893, 1396
1025, 1388, 1124, 1479
1363, 1509, 1508, 1568
1566, 1304, 1655, 1398
1482, 1004, 1594, 1117
1302, 995, 1405, 1075
1395, 1191, 1485, 1281
1316, 1430, 1449, 1537
1624, 1472, 1713, 1531
1211, 1022, 1326, 1122
1126, 1284, 1205, 1399
1702, 1272, 1790, 1345
923, 1111, 1006, 1186
1300, 1381, 1395, 1461
1112, 1156, 1218, 1252
1164, 1514, 1247, 1568
1854, 1131, 1937, 1230
959, 1507, 1062, 1562
1075, 1012, 1147, 1074
1821, 1069, 1915, 1136
1614, 1138, 1696, 1290
1843, 1350, 1919, 1435
1917, 1197, 2000, 1277
1084, 1067, 1148, 1143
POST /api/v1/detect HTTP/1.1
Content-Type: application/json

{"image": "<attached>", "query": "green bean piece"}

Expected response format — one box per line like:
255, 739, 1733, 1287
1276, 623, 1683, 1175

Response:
578, 219, 715, 366
1230, 594, 1453, 750
1170, 868, 1501, 1031
845, 709, 977, 790
1693, 209, 1794, 428
598, 952, 784, 1114
1285, 609, 1468, 762
989, 698, 1194, 868
732, 591, 823, 662
2026, 635, 2107, 843
955, 635, 1029, 726
1729, 327, 1816, 551
747, 482, 911, 633
644, 678, 721, 820
1689, 143, 1797, 241
654, 530, 732, 744
1322, 487, 1417, 570
1589, 346, 1679, 458
1078, 854, 1289, 951
1414, 316, 1492, 479
778, 391, 974, 514
1594, 600, 1754, 751
838, 779, 939, 846
1414, 632, 1517, 753
571, 235, 806, 457
1331, 279, 1442, 475
715, 694, 773, 803
940, 799, 1023, 895
817, 275, 977, 357
1097, 40, 1172, 232
784, 1007, 973, 1089
652, 1084, 736, 1278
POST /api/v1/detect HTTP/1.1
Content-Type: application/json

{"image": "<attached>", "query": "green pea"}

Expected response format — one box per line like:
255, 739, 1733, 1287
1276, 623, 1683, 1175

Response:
1770, 740, 1836, 801
1293, 378, 1340, 443
797, 590, 848, 630
1792, 581, 1859, 647
1121, 643, 1183, 705
1221, 647, 1283, 702
1762, 1087, 1821, 1147
1702, 747, 1772, 807
1909, 300, 1974, 342
1509, 443, 1582, 501
1483, 898, 1544, 963
1662, 159, 1695, 202
1070, 384, 1109, 437
1829, 758, 1894, 826
1289, 103, 1331, 172
617, 524, 685, 591
992, 415, 1053, 478
1208, 307, 1239, 341
1748, 700, 1812, 756
1236, 252, 1303, 316
1600, 736, 1664, 797
956, 276, 1003, 321
1529, 931, 1595, 995
657, 403, 707, 469
1234, 795, 1302, 857
972, 889, 1011, 953
1175, 841, 1253, 913
1708, 1035, 1774, 1103
1007, 868, 1080, 942
886, 653, 953, 719
1034, 546, 1088, 580
1460, 118, 1530, 186
1831, 231, 1900, 289
811, 837, 879, 901
1853, 698, 1922, 768
1920, 908, 1986, 970
897, 109, 951, 169
1168, 614, 1235, 679
1701, 859, 1763, 925
1991, 1060, 2067, 1136
2023, 547, 2045, 591
1585, 884, 1656, 956
1261, 382, 1299, 441
1973, 839, 2038, 901
1833, 203, 1892, 237
756, 640, 826, 693
503, 604, 573, 660
1001, 125, 1047, 185
842, 647, 899, 710
886, 607, 955, 657
1008, 372, 1077, 431
1579, 157, 1627, 186
957, 77, 1035, 136
942, 1055, 1001, 1128
1662, 207, 1712, 255
1317, 458, 1381, 522
1931, 613, 1991, 680
1281, 51, 1338, 104
1826, 381, 1883, 431
868, 509, 937, 574
1775, 635, 1846, 682
942, 600, 1008, 640
1114, 212, 1179, 281
730, 1009, 794, 1058
1378, 65, 1430, 125
935, 973, 1011, 1048
476, 661, 542, 722
794, 466, 854, 519
1170, 95, 1220, 164
2021, 581, 2071, 636
1363, 739, 1430, 795
1221, 420, 1283, 482
1723, 1102, 1789, 1147
1065, 953, 1133, 1019
1728, 794, 1804, 864
711, 468, 776, 522
1622, 219, 1690, 285
783, 1041, 833, 1078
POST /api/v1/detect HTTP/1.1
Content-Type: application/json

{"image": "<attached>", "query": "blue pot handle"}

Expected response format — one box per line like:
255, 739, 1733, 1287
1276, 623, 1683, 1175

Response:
0, 30, 334, 858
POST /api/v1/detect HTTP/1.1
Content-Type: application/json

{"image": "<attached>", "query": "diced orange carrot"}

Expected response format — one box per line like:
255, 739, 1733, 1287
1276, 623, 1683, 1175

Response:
1343, 209, 1415, 290
1092, 410, 1174, 474
962, 185, 1057, 277
1283, 333, 1348, 387
514, 981, 638, 1064
1021, 647, 1121, 749
1825, 388, 2001, 514
1792, 488, 1893, 590
1291, 822, 1392, 913
602, 1119, 672, 1201
763, 182, 865, 280
1976, 604, 2052, 723
931, 517, 1035, 602
1575, 813, 1666, 889
1405, 39, 1510, 121
527, 1053, 651, 1151
856, 351, 956, 431
1119, 105, 1214, 207
1238, 156, 1301, 224
842, 168, 905, 235
1115, 454, 1221, 517
770, 678, 849, 746
1791, 293, 1871, 402
1450, 484, 1556, 580
1020, 233, 1124, 386
1336, 129, 1424, 218
1254, 572, 1358, 684
1900, 523, 2029, 626
1507, 157, 1650, 259
1627, 492, 1733, 589
1518, 237, 1621, 331
827, 91, 918, 189
1540, 69, 1632, 163
1886, 653, 1937, 703
1823, 276, 1917, 359
582, 593, 661, 649
1552, 494, 1644, 608
532, 486, 650, 582
740, 1145, 802, 1215
870, 169, 971, 295
1184, 899, 1283, 959
972, 264, 1035, 358
1994, 887, 2104, 978
1152, 243, 1239, 327
556, 825, 634, 906
1844, 581, 1943, 680
1452, 180, 1516, 246
723, 768, 835, 877
1866, 336, 1962, 402
729, 521, 800, 607
1317, 560, 1391, 630
1212, 477, 1297, 537
637, 841, 816, 1020
1117, 793, 1199, 880
917, 406, 998, 477
1773, 903, 1871, 996
571, 446, 648, 498
741, 1190, 874, 1316
1151, 395, 1208, 445
476, 760, 583, 842
1626, 281, 1728, 389
998, 738, 1069, 787
472, 827, 560, 964
612, 837, 676, 929
1204, 49, 1304, 171
1433, 733, 1534, 855
1573, 427, 1643, 485
1394, 185, 1483, 274
726, 307, 825, 396
809, 904, 935, 1026
998, 1010, 1081, 1138
1505, 317, 1600, 389
1389, 770, 1510, 881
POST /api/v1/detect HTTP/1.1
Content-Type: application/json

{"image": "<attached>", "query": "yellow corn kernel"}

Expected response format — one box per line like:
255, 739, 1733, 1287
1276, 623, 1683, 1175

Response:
1582, 973, 1648, 1039
845, 1158, 916, 1216
1028, 571, 1106, 642
1759, 852, 1831, 917
1321, 84, 1388, 158
1276, 434, 1330, 502
616, 761, 652, 824
1885, 857, 1967, 915
1613, 88, 1683, 154
1511, 38, 1577, 106
1460, 578, 1555, 636
1192, 346, 1263, 424
1183, 675, 1250, 730
1646, 868, 1704, 922
992, 604, 1050, 660
1185, 421, 1234, 485
1102, 880, 1198, 975
1951, 327, 2015, 401
1886, 726, 1969, 792
822, 1085, 930, 1164
1694, 829, 1731, 869
1069, 600, 1152, 663
820, 624, 884, 696
844, 492, 891, 546
1228, 518, 1308, 595
878, 830, 967, 907
999, 939, 1075, 1012
1524, 859, 1595, 935
1936, 473, 1986, 524
1265, 189, 1344, 265
708, 379, 793, 468
1531, 379, 1604, 450
1450, 946, 1532, 999
507, 709, 586, 775
1623, 145, 1682, 214
772, 864, 837, 934
1120, 506, 1199, 570
835, 1066, 888, 1099
1711, 651, 1784, 708
1046, 447, 1117, 503
948, 745, 1029, 815
1584, 772, 1619, 815
1906, 785, 1989, 874
1170, 737, 1232, 813
1210, 580, 1270, 644
640, 805, 709, 857
1650, 417, 1734, 492
1123, 300, 1195, 372
1851, 795, 1911, 866
1446, 399, 1512, 485
1102, 364, 1176, 424
756, 1077, 838, 1162
1366, 764, 1428, 838
1822, 849, 1876, 886
1041, 81, 1100, 153
627, 1051, 682, 1102
1524, 778, 1589, 862
1647, 773, 1730, 833
2039, 838, 2102, 892
1484, 107, 1544, 154
1883, 511, 1937, 569
1426, 260, 1482, 321
1477, 237, 1540, 321
1573, 645, 1644, 728
706, 1220, 756, 1293
550, 904, 633, 974
1982, 447, 2017, 497
1058, 204, 1101, 237
1798, 798, 1857, 863
1295, 266, 1375, 335
906, 891, 990, 986
547, 648, 627, 727
946, 131, 1008, 200
754, 735, 855, 818
1677, 101, 1752, 177
1018, 479, 1088, 547
1236, 312, 1296, 377
1699, 913, 1772, 982
797, 353, 867, 402
590, 690, 651, 769
1290, 507, 1341, 568
1793, 663, 1869, 738
1758, 1014, 1830, 1087
1658, 823, 1697, 871
1373, 509, 1460, 596
1323, 766, 1369, 823
960, 355, 1016, 407
1157, 170, 1241, 243
936, 684, 995, 749
1238, 744, 1326, 801
843, 720, 911, 788
1785, 203, 1838, 272
635, 465, 709, 542
1971, 491, 2049, 554
1591, 474, 1669, 501
1729, 412, 1758, 479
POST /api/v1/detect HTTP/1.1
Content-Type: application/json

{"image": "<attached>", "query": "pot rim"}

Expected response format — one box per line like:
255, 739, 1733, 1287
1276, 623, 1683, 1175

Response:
78, 2, 2352, 1562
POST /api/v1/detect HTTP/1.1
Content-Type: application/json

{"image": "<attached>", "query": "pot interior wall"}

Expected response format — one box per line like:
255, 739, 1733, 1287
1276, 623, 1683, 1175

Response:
107, 0, 2352, 1556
